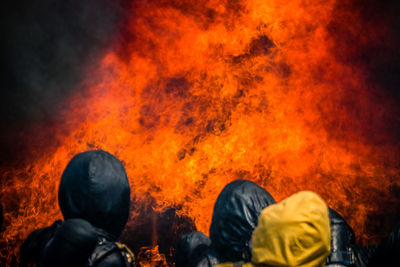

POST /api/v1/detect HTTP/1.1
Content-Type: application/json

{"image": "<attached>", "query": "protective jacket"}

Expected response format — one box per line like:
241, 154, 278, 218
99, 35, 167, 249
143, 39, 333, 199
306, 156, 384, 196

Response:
20, 150, 133, 267
367, 222, 400, 267
179, 180, 276, 266
216, 191, 331, 267
326, 208, 356, 267
326, 208, 379, 267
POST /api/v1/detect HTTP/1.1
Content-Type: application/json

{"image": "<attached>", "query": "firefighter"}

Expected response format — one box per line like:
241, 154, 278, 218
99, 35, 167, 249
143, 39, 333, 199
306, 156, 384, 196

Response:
326, 208, 379, 267
176, 232, 211, 267
326, 208, 358, 267
20, 150, 134, 266
216, 191, 331, 267
366, 222, 400, 267
175, 179, 276, 266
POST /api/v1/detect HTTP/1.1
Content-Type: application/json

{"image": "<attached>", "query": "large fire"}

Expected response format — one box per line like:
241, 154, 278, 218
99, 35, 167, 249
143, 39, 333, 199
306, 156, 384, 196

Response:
1, 0, 400, 265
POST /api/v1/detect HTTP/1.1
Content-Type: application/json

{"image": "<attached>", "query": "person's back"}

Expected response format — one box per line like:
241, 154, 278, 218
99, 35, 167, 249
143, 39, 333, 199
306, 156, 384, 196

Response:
20, 150, 134, 267
217, 191, 331, 267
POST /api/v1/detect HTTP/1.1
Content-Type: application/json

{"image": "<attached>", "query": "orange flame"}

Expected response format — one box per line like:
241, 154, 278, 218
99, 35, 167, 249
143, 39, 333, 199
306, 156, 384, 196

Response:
1, 0, 400, 265
136, 246, 168, 267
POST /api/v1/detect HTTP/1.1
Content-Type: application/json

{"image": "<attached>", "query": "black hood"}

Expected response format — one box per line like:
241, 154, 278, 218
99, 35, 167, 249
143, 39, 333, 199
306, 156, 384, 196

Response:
175, 232, 211, 267
209, 179, 276, 262
58, 150, 130, 237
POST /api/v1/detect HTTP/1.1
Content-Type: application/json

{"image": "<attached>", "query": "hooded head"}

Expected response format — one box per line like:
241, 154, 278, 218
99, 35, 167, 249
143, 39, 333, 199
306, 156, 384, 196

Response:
58, 150, 131, 238
251, 191, 331, 267
176, 232, 211, 267
209, 180, 276, 262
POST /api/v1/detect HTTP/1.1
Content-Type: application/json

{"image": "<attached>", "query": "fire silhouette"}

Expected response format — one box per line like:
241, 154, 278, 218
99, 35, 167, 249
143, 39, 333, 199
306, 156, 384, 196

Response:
1, 0, 400, 265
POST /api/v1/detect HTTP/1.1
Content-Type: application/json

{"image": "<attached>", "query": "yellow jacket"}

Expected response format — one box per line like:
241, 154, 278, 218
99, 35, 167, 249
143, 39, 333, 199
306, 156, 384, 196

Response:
217, 191, 331, 267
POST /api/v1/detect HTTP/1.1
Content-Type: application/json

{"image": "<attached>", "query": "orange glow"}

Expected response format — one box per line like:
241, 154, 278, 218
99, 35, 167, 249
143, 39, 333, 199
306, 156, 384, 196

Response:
1, 0, 400, 265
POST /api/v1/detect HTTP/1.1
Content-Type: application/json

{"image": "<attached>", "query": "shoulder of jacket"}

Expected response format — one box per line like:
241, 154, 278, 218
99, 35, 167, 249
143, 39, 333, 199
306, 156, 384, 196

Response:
20, 220, 63, 264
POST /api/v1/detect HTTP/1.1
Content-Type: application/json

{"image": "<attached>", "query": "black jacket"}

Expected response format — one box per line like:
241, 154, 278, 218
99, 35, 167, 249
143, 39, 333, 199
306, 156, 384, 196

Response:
20, 150, 133, 267
326, 208, 356, 267
326, 208, 379, 267
177, 180, 276, 266
367, 222, 400, 267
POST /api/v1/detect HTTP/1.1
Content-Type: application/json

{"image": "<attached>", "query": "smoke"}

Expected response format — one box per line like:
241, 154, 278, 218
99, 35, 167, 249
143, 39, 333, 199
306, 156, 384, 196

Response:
330, 0, 400, 162
333, 0, 400, 95
0, 0, 127, 164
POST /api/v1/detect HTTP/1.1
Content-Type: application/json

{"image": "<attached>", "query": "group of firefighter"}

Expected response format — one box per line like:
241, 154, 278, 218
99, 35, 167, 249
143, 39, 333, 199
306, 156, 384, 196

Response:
10, 150, 399, 266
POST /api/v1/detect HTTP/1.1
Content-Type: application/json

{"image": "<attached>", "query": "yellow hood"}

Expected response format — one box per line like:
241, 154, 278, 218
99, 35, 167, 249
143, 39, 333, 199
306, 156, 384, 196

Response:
251, 191, 331, 267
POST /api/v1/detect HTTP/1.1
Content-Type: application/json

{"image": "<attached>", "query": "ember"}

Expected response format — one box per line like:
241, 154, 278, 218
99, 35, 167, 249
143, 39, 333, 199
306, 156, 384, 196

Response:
1, 0, 400, 265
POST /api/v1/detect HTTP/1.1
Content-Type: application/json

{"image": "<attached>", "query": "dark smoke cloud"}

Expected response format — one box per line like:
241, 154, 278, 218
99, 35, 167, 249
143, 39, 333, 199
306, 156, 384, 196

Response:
326, 0, 400, 149
330, 0, 400, 100
0, 0, 127, 164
